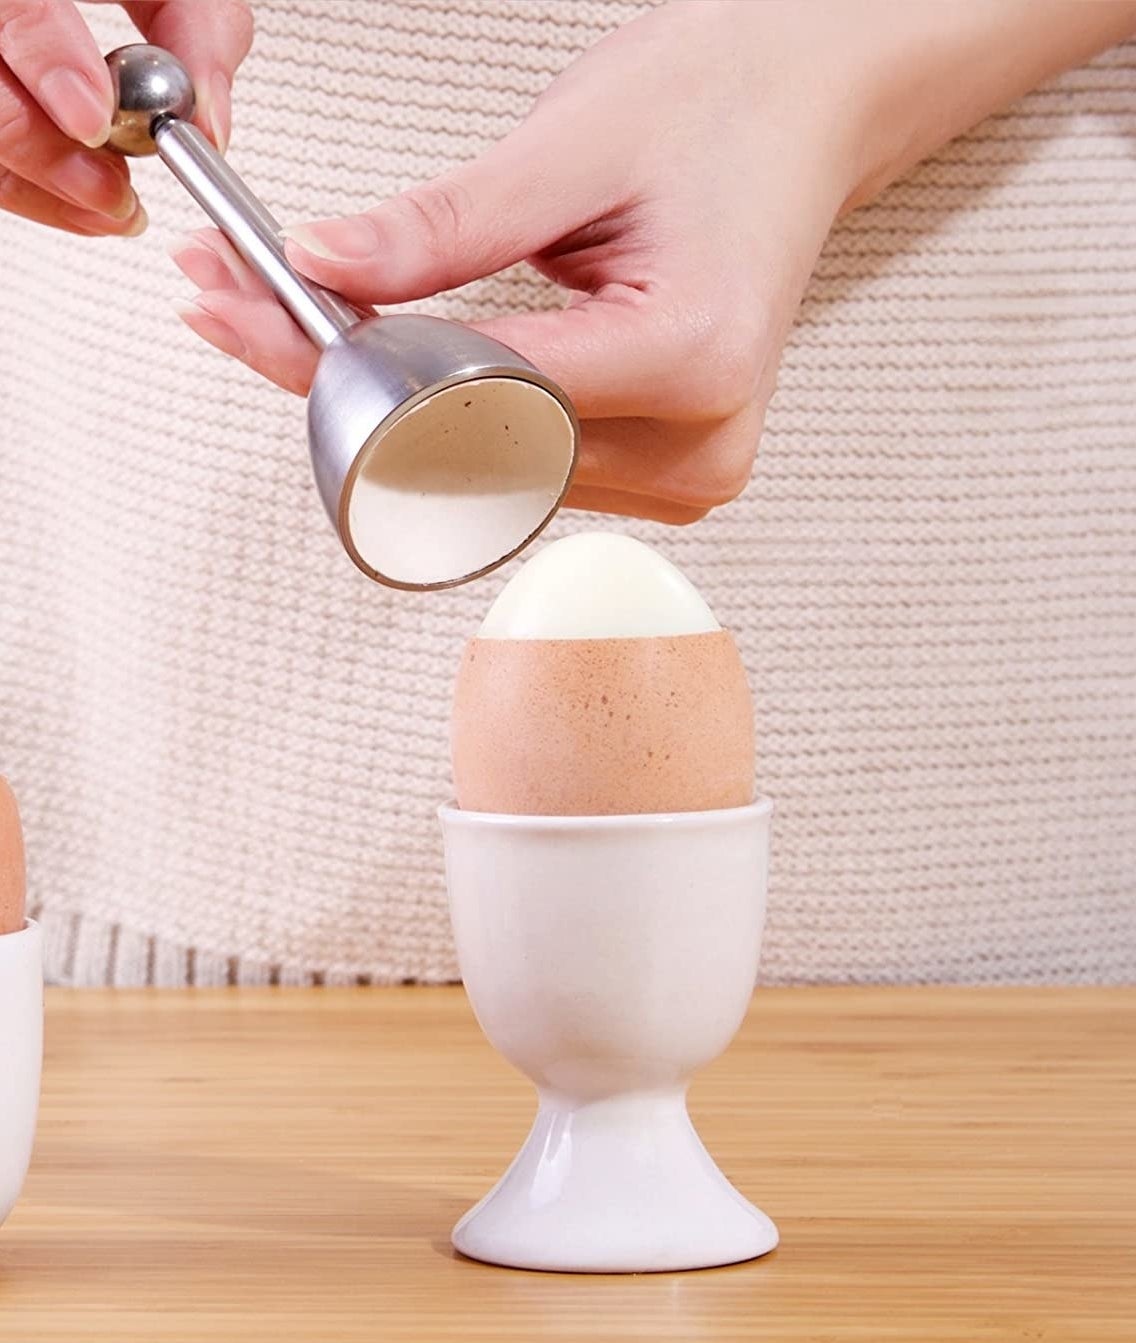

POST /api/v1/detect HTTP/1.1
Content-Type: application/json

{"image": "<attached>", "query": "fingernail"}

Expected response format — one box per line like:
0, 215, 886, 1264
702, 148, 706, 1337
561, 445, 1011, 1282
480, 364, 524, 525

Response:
62, 199, 150, 240
39, 68, 112, 148
168, 231, 199, 262
168, 231, 204, 268
197, 71, 231, 154
281, 218, 376, 262
106, 189, 140, 222
168, 234, 224, 289
48, 154, 133, 217
121, 202, 149, 238
175, 299, 247, 360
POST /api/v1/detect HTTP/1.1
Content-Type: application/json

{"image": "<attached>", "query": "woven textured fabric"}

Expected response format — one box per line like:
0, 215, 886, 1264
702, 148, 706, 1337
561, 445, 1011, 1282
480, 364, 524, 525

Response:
0, 2, 1133, 986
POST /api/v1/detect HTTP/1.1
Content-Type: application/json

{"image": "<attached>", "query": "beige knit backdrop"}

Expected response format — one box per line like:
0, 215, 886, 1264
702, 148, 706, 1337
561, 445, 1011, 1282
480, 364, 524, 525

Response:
0, 1, 1133, 986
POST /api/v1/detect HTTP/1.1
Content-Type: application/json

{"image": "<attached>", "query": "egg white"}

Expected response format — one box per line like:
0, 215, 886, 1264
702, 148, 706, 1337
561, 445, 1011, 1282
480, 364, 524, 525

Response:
478, 533, 720, 640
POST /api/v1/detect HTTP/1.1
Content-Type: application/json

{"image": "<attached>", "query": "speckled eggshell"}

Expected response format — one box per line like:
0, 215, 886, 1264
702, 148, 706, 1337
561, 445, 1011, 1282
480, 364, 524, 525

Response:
452, 631, 755, 815
0, 777, 27, 934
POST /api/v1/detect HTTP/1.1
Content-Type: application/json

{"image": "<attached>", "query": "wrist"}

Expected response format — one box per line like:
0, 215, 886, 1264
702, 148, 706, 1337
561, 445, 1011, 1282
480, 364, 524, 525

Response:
834, 0, 1136, 214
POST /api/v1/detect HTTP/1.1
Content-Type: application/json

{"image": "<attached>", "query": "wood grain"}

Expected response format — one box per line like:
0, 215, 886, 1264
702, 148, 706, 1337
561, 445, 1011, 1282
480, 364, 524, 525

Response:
1, 987, 1133, 1341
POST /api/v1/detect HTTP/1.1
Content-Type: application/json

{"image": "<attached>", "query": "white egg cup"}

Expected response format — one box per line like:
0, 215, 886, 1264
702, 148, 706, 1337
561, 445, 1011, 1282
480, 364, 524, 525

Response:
0, 920, 43, 1229
439, 799, 777, 1273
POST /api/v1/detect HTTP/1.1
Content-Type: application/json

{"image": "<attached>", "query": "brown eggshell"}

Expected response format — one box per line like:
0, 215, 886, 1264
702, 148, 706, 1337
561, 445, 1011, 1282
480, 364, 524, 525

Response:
0, 777, 27, 934
452, 631, 755, 815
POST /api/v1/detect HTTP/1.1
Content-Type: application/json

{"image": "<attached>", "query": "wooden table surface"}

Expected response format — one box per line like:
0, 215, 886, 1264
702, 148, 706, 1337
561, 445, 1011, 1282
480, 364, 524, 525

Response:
1, 987, 1133, 1342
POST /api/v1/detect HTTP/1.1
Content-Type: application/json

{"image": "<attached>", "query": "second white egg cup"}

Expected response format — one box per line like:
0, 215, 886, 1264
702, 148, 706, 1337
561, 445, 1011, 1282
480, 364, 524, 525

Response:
439, 798, 777, 1273
0, 920, 43, 1230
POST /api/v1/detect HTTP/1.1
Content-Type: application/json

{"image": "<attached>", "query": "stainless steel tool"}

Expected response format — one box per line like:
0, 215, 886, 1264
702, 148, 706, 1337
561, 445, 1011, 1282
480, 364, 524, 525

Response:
106, 43, 579, 591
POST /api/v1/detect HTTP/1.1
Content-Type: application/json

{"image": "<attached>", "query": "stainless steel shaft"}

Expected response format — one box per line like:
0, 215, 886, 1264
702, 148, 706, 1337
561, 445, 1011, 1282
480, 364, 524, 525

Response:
154, 117, 357, 350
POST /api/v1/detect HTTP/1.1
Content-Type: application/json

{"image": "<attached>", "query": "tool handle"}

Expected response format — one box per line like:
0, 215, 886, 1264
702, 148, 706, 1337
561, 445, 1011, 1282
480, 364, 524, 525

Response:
155, 118, 357, 350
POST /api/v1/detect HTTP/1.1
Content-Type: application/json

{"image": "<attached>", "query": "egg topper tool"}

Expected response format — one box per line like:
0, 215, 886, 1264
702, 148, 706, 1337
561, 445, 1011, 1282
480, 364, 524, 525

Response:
105, 44, 579, 591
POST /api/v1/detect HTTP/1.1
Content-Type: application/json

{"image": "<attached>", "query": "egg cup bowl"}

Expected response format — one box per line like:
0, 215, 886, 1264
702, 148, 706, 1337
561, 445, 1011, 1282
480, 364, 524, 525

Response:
0, 920, 43, 1229
439, 798, 777, 1273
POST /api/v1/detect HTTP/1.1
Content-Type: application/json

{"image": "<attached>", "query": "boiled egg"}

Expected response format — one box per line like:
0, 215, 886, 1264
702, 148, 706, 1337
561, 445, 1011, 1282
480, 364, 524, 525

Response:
0, 778, 26, 935
452, 533, 755, 815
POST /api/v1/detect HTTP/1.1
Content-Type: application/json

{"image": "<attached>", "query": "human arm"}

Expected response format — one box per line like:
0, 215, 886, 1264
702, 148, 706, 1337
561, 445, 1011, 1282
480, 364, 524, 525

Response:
174, 0, 1136, 522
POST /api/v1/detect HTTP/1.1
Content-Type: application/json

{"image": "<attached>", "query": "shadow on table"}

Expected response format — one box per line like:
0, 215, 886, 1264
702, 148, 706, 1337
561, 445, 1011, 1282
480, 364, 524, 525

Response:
6, 1137, 472, 1243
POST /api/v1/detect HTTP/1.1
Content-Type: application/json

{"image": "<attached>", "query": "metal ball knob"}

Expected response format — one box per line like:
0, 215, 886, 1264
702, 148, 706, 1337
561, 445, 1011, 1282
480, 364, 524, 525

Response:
106, 44, 195, 157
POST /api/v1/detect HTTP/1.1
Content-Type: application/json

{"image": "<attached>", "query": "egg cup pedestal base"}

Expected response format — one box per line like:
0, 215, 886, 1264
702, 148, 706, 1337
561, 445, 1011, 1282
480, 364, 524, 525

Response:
440, 799, 776, 1275
453, 1088, 777, 1273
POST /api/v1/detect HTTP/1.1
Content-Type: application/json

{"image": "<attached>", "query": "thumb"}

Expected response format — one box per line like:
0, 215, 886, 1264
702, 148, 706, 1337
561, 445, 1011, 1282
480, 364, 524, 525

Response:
280, 114, 618, 306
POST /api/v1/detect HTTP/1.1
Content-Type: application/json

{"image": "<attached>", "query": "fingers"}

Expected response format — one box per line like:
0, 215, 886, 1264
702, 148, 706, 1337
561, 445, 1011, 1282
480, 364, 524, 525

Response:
173, 237, 757, 431
168, 271, 754, 515
0, 162, 144, 232
170, 230, 317, 393
563, 484, 709, 525
171, 287, 737, 520
280, 107, 623, 305
0, 0, 250, 237
175, 292, 316, 395
470, 287, 762, 424
169, 238, 762, 517
0, 61, 138, 225
122, 0, 254, 152
168, 304, 757, 511
170, 227, 268, 295
170, 267, 762, 509
568, 405, 762, 513
171, 229, 315, 392
0, 0, 115, 146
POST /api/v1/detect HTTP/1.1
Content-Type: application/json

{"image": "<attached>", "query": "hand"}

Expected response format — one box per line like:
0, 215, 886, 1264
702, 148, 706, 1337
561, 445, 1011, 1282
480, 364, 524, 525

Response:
175, 0, 834, 523
172, 0, 1136, 523
0, 0, 252, 236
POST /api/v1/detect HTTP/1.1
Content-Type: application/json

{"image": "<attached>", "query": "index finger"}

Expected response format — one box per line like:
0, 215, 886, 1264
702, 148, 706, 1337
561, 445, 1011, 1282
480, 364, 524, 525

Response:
0, 0, 114, 146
